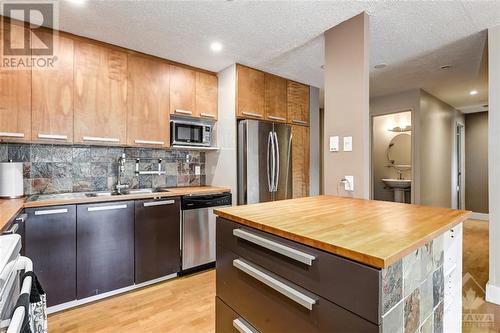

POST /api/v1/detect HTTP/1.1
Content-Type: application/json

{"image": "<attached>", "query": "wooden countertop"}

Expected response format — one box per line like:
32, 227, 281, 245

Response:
214, 195, 471, 269
0, 186, 230, 231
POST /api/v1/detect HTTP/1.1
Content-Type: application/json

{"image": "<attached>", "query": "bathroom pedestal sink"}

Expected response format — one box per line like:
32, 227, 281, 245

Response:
382, 179, 411, 203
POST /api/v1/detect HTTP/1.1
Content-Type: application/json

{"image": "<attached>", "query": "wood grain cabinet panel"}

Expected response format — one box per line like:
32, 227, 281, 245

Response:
287, 81, 310, 126
0, 20, 31, 142
127, 55, 170, 147
74, 41, 127, 145
32, 32, 74, 143
170, 65, 196, 117
264, 73, 287, 123
292, 125, 310, 198
236, 65, 265, 119
195, 72, 218, 120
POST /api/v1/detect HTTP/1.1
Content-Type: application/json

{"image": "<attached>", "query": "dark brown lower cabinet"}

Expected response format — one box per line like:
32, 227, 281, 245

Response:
76, 201, 134, 299
25, 205, 76, 307
134, 198, 181, 283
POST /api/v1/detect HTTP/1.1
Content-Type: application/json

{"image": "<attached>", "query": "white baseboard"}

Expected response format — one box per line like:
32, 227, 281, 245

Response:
470, 212, 489, 221
486, 281, 500, 305
47, 273, 177, 314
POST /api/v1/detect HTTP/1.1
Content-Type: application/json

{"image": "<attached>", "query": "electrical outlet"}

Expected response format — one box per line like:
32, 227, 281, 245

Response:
344, 176, 354, 191
195, 165, 201, 176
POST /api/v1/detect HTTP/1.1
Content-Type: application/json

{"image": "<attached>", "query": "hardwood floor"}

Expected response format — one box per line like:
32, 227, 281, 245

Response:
48, 270, 215, 333
49, 219, 499, 333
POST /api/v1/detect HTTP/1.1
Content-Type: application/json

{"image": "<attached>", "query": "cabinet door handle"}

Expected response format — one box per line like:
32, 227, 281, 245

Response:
200, 113, 216, 118
0, 132, 24, 138
134, 139, 165, 145
143, 200, 175, 207
233, 259, 317, 310
242, 112, 263, 118
87, 204, 127, 212
233, 229, 315, 266
175, 109, 193, 115
268, 116, 285, 121
38, 134, 68, 140
291, 119, 307, 125
83, 136, 120, 143
233, 318, 259, 333
34, 208, 68, 216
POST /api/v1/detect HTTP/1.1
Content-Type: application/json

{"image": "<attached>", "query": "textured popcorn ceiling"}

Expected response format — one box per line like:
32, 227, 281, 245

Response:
51, 1, 500, 108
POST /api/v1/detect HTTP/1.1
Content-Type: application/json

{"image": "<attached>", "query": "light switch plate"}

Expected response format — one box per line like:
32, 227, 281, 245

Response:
343, 136, 353, 152
344, 176, 354, 191
329, 136, 339, 152
195, 165, 201, 175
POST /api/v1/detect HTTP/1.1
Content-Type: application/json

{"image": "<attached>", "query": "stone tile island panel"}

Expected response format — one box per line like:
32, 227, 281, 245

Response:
382, 234, 445, 333
0, 143, 206, 195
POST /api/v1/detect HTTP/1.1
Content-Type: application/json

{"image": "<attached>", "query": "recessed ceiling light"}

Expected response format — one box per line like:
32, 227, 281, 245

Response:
440, 65, 453, 70
470, 90, 478, 96
374, 63, 387, 69
210, 42, 223, 52
66, 0, 86, 6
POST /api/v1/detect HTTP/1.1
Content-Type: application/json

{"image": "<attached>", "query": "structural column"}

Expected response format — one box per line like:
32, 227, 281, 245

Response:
323, 12, 370, 198
487, 25, 500, 305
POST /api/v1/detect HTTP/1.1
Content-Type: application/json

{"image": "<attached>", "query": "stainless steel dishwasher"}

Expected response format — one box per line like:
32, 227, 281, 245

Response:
181, 192, 232, 271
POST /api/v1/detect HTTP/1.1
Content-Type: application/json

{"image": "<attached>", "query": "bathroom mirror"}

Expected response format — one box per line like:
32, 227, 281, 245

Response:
387, 133, 411, 167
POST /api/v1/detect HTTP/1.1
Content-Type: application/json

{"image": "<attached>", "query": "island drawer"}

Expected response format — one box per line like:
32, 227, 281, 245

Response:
217, 217, 381, 324
216, 247, 379, 333
216, 297, 260, 333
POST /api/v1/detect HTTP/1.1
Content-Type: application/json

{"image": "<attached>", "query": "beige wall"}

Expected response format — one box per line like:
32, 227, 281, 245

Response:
372, 112, 412, 202
419, 90, 458, 208
323, 13, 370, 198
465, 112, 489, 213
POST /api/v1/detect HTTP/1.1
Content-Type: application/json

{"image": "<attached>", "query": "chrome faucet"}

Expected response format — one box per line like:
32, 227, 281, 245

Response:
116, 153, 129, 194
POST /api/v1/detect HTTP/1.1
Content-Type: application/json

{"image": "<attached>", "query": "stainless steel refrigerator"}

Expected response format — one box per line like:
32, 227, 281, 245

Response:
237, 119, 292, 205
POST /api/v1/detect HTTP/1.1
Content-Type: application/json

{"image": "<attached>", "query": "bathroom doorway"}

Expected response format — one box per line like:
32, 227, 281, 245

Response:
371, 110, 413, 203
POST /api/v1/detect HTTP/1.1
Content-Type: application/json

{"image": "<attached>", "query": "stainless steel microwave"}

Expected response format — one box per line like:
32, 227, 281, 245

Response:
170, 119, 212, 147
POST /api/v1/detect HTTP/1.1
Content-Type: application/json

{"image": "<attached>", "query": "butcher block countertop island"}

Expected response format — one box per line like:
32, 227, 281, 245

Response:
214, 196, 470, 333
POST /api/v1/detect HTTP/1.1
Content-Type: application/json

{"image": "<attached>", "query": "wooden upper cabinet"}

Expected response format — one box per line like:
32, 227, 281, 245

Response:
291, 125, 310, 198
195, 72, 218, 120
0, 20, 31, 142
32, 32, 74, 143
264, 73, 287, 123
127, 55, 170, 147
73, 41, 128, 145
236, 65, 265, 119
170, 65, 195, 117
287, 81, 310, 126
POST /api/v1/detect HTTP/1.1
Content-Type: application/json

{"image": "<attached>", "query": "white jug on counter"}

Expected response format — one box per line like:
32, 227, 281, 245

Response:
0, 162, 24, 198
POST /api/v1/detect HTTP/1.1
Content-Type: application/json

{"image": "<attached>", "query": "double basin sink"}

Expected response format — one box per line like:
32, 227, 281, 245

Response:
27, 188, 171, 202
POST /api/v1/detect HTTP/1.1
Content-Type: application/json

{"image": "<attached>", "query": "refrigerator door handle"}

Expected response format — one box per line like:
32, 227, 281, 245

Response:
273, 131, 280, 192
267, 131, 273, 192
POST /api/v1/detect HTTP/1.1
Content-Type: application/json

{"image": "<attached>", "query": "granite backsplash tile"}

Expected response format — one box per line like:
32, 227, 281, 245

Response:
0, 143, 206, 195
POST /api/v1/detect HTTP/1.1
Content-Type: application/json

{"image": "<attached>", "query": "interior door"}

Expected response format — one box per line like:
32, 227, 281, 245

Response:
238, 120, 274, 204
273, 123, 293, 201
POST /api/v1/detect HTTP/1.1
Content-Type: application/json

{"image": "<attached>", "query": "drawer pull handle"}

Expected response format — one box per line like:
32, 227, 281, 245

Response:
15, 214, 27, 223
200, 113, 216, 118
291, 119, 307, 125
3, 223, 19, 235
233, 229, 315, 266
83, 136, 120, 143
143, 200, 175, 207
175, 109, 193, 115
268, 116, 286, 121
134, 139, 165, 145
233, 318, 259, 333
38, 134, 68, 140
0, 132, 24, 138
242, 111, 263, 118
87, 204, 127, 212
34, 208, 68, 216
233, 259, 317, 310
